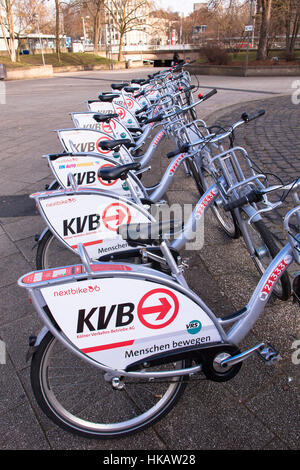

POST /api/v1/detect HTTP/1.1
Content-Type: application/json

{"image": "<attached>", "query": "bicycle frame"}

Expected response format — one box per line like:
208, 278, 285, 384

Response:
18, 206, 299, 378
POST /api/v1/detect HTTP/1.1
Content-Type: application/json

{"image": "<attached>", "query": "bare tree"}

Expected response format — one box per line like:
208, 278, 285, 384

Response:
256, 0, 273, 60
104, 0, 151, 61
281, 0, 300, 55
82, 0, 105, 54
0, 0, 16, 62
14, 0, 53, 59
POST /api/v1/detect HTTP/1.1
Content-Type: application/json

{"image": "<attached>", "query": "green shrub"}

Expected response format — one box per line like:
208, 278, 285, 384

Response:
201, 46, 232, 65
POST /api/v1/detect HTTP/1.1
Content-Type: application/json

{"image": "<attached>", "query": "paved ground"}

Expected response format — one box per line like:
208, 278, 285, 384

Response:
0, 68, 299, 451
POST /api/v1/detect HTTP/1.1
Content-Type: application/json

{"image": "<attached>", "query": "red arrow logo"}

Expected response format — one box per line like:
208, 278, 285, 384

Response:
103, 209, 126, 226
102, 203, 131, 232
140, 297, 172, 321
137, 288, 179, 329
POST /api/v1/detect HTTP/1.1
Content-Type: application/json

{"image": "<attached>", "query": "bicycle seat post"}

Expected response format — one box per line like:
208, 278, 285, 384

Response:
159, 240, 189, 288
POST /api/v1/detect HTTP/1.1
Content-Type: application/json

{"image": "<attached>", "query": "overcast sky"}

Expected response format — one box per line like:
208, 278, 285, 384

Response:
156, 0, 195, 16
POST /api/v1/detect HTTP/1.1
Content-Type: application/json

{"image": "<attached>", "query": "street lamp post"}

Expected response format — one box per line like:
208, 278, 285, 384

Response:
33, 13, 45, 66
245, 0, 254, 76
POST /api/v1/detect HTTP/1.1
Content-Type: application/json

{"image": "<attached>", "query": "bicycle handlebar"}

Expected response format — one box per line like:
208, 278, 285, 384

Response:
241, 109, 265, 123
141, 113, 164, 125
223, 189, 264, 211
223, 177, 300, 212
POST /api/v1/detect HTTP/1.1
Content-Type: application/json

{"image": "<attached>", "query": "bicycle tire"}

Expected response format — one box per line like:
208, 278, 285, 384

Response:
30, 332, 189, 439
189, 162, 239, 239
248, 219, 291, 301
36, 229, 79, 270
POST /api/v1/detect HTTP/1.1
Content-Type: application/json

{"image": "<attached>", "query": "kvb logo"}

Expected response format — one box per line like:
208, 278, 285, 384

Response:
102, 202, 131, 232
76, 302, 135, 334
75, 288, 179, 335
63, 213, 101, 237
67, 171, 97, 187
137, 288, 179, 329
71, 141, 100, 153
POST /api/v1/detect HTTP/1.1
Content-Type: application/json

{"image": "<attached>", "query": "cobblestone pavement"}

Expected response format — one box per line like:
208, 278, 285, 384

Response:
0, 71, 299, 451
210, 95, 300, 245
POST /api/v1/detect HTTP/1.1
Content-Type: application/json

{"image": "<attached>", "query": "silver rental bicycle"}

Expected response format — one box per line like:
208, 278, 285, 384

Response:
19, 180, 299, 439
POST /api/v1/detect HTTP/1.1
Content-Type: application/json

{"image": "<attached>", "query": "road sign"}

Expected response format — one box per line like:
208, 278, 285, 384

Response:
245, 25, 253, 32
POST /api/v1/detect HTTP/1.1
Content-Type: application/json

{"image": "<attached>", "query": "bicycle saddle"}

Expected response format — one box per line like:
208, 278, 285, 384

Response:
111, 83, 129, 90
98, 139, 136, 150
124, 86, 139, 93
98, 94, 120, 102
93, 113, 119, 123
98, 162, 141, 181
118, 220, 183, 246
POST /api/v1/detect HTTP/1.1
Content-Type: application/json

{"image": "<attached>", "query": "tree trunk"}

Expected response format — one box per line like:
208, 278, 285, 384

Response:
55, 0, 61, 62
288, 13, 300, 54
5, 0, 16, 62
256, 0, 273, 61
93, 11, 101, 54
118, 31, 124, 62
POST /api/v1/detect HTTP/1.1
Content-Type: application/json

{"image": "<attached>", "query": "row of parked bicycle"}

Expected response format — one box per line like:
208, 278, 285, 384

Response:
18, 61, 300, 439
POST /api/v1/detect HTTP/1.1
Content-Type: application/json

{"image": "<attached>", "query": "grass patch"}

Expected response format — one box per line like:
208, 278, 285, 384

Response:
0, 52, 116, 69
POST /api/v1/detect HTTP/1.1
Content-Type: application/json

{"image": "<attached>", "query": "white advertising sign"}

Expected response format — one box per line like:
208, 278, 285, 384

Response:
36, 192, 153, 259
57, 129, 133, 164
71, 113, 133, 141
40, 276, 221, 369
49, 154, 144, 197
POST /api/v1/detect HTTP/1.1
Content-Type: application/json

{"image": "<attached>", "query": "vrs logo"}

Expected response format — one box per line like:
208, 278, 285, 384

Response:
186, 320, 202, 335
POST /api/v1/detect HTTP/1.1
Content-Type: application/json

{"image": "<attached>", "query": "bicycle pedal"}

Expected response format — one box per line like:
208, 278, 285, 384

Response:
256, 343, 282, 365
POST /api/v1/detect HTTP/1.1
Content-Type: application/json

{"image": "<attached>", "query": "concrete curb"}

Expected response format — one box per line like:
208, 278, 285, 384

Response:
188, 64, 300, 77
6, 65, 54, 81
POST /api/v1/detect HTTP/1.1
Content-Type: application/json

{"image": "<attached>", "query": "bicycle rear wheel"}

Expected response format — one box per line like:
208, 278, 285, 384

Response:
30, 332, 189, 439
36, 229, 79, 270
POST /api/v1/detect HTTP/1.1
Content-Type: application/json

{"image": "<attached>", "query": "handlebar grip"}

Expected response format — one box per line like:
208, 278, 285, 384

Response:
166, 143, 190, 158
142, 114, 164, 125
223, 190, 263, 211
201, 88, 217, 101
180, 85, 196, 93
135, 104, 148, 115
241, 109, 265, 123
134, 90, 145, 98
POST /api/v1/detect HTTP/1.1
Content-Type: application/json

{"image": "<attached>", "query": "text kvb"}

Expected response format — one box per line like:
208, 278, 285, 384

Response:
66, 171, 97, 186
72, 142, 100, 153
63, 213, 101, 236
77, 303, 134, 333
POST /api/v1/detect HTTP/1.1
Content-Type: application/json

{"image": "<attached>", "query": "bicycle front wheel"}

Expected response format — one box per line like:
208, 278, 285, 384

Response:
198, 168, 239, 239
30, 332, 189, 439
246, 219, 291, 301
